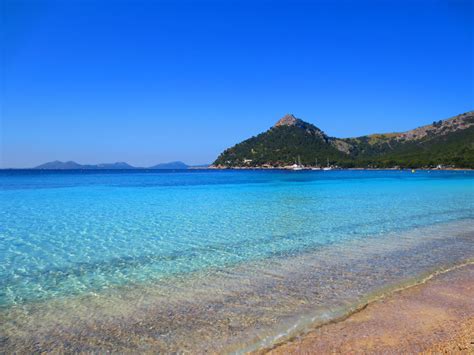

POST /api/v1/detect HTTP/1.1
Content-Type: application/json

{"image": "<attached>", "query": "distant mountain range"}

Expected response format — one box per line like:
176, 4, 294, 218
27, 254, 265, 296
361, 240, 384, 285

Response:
213, 111, 474, 168
148, 161, 190, 169
34, 161, 206, 170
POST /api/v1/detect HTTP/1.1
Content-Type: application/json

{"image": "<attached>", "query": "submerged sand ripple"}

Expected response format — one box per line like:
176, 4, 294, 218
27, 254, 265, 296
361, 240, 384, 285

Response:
266, 263, 474, 354
1, 220, 473, 353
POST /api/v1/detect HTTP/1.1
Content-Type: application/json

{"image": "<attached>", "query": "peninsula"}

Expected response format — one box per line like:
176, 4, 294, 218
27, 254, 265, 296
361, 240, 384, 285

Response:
213, 111, 474, 169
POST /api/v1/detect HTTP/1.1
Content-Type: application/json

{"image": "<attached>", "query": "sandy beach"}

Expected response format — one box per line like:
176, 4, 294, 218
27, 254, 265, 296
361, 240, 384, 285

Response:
262, 263, 474, 354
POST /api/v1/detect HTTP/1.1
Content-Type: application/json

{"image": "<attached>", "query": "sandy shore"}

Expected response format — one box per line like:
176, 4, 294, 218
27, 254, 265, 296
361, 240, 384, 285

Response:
261, 263, 474, 354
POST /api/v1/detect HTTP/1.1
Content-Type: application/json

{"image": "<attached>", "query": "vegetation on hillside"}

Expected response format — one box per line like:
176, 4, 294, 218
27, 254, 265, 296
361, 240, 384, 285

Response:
214, 125, 346, 167
213, 112, 474, 168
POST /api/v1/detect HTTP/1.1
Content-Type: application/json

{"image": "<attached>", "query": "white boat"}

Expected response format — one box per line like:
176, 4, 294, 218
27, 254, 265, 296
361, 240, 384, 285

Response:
292, 156, 304, 170
323, 158, 332, 171
312, 158, 321, 170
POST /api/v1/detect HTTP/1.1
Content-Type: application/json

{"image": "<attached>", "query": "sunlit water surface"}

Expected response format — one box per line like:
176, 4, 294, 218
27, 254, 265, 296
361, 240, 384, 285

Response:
1, 170, 473, 352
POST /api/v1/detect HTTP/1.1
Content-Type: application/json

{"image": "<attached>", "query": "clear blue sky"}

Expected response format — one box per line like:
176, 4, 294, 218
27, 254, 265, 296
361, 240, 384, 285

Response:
2, 0, 473, 168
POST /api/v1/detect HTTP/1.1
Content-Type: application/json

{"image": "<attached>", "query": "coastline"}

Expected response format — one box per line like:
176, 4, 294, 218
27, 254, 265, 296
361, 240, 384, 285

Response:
259, 262, 474, 354
1, 167, 472, 171
207, 166, 474, 171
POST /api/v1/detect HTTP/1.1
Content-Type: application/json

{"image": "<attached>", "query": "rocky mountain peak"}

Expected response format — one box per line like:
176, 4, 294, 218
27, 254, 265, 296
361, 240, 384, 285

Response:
274, 114, 301, 127
273, 113, 327, 140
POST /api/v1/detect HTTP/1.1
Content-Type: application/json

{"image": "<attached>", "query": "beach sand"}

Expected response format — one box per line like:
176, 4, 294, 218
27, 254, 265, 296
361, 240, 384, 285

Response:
262, 263, 474, 354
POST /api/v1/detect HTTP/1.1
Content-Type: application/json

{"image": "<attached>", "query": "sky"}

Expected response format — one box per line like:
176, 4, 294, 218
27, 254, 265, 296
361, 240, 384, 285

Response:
1, 0, 473, 168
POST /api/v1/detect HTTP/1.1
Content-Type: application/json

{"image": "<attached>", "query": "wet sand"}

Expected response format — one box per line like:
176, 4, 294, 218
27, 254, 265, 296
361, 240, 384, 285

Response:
263, 263, 474, 354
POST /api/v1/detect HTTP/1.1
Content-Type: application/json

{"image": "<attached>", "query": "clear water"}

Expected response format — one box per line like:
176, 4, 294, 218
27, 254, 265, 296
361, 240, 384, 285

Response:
1, 169, 473, 352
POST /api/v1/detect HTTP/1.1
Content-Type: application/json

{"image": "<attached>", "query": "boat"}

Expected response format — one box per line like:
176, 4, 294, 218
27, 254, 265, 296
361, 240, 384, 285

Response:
312, 158, 321, 170
323, 158, 332, 171
292, 156, 304, 170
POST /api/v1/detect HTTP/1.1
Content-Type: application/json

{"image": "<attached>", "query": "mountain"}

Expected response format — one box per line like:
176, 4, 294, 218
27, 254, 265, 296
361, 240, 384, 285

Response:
149, 161, 189, 169
213, 114, 346, 167
34, 161, 138, 170
213, 111, 474, 168
341, 111, 474, 168
95, 162, 136, 169
35, 161, 88, 169
33, 161, 194, 170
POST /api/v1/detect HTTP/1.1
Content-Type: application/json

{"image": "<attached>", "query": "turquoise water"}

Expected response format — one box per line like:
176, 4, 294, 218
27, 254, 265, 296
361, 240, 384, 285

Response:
1, 170, 473, 352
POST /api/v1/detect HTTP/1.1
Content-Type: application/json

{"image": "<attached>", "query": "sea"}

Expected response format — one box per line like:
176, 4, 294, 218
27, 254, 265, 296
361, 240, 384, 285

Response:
1, 169, 473, 352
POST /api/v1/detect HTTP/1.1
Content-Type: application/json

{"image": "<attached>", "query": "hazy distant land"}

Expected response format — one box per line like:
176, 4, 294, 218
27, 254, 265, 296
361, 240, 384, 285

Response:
33, 160, 208, 170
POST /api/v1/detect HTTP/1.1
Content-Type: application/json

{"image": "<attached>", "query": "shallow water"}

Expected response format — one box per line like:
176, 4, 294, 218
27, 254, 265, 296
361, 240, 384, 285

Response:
0, 170, 473, 352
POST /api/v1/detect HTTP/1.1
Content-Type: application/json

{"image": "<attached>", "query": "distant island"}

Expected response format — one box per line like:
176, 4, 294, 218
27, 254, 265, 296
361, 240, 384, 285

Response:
34, 161, 207, 170
212, 111, 474, 169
